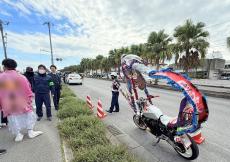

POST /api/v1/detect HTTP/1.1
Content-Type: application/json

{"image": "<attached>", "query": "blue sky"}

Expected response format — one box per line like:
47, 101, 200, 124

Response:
0, 0, 230, 71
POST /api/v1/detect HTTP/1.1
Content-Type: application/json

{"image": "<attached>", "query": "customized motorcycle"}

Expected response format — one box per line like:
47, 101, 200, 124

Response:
120, 54, 209, 160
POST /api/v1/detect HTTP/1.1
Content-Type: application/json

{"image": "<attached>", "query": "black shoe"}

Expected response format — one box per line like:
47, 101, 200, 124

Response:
47, 117, 52, 121
37, 117, 42, 121
0, 149, 6, 155
106, 110, 112, 113
113, 110, 119, 112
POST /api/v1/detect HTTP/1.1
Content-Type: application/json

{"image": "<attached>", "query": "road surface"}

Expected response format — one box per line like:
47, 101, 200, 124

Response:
70, 78, 230, 162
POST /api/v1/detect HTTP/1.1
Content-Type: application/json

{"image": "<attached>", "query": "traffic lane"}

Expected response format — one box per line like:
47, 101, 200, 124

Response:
69, 78, 230, 162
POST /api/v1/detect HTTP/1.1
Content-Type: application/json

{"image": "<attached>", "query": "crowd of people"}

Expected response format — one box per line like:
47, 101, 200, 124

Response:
0, 58, 62, 154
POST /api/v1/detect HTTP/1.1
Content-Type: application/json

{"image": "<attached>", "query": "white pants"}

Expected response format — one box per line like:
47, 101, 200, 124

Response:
8, 111, 36, 135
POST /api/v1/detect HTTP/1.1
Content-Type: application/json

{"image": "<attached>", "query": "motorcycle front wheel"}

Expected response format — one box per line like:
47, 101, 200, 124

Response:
174, 135, 199, 160
133, 114, 147, 130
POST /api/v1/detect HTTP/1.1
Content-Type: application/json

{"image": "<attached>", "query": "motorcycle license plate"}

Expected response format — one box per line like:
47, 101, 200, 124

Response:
182, 135, 192, 148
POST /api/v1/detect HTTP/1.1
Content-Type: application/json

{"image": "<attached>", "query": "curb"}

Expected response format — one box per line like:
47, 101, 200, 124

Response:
62, 140, 74, 162
105, 124, 159, 162
90, 77, 230, 99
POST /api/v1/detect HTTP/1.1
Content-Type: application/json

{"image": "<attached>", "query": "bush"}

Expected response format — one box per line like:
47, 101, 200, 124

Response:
68, 126, 109, 150
58, 116, 103, 138
57, 105, 92, 119
60, 96, 78, 105
58, 86, 139, 162
73, 145, 138, 162
60, 86, 76, 98
58, 116, 109, 150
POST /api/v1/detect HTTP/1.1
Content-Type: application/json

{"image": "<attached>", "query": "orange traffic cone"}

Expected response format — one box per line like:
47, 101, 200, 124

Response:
86, 95, 94, 110
189, 129, 205, 144
97, 99, 106, 119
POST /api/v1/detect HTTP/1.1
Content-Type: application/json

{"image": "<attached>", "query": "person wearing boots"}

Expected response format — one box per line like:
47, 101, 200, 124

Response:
34, 65, 54, 121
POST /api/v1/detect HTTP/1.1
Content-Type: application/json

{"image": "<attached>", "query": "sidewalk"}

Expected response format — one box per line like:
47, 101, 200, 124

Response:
0, 108, 62, 162
191, 79, 230, 88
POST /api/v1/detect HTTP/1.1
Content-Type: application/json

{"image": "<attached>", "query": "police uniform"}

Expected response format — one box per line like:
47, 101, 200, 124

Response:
108, 79, 120, 113
34, 73, 54, 118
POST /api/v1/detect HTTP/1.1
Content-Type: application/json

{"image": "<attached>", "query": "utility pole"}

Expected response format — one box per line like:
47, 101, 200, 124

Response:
0, 19, 9, 59
43, 22, 54, 65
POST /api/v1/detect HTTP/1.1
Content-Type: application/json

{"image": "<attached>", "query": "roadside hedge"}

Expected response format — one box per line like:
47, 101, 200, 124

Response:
57, 85, 139, 162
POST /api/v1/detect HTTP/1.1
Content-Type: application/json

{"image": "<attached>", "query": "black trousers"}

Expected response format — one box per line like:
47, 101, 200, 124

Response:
35, 93, 52, 118
109, 91, 119, 112
1, 111, 7, 124
53, 88, 61, 110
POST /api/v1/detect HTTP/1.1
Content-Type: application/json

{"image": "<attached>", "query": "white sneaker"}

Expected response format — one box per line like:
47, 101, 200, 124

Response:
28, 130, 43, 139
15, 133, 24, 142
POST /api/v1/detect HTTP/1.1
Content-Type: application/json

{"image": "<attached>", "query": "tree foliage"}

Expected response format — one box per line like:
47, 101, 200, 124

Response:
63, 19, 210, 78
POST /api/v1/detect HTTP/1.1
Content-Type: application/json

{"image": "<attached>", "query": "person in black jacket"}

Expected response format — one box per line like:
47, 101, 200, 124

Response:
24, 67, 35, 92
49, 65, 62, 110
34, 65, 54, 121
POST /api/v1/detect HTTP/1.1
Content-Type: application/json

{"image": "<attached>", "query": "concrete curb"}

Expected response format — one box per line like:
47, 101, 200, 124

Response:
90, 77, 230, 99
62, 140, 74, 162
105, 124, 159, 162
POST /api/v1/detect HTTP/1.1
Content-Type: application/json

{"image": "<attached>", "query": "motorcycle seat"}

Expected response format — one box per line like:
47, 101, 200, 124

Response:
167, 117, 178, 128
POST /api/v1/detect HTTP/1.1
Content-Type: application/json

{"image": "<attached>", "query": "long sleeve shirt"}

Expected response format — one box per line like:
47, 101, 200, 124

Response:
0, 70, 33, 117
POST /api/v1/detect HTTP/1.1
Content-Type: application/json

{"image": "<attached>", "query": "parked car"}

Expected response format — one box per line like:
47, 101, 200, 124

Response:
67, 73, 83, 85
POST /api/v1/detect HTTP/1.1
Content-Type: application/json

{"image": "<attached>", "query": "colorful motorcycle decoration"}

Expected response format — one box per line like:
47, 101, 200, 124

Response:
120, 54, 209, 160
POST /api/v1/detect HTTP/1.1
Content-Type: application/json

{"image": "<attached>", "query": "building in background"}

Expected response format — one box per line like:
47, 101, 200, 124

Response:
170, 58, 226, 79
220, 60, 230, 80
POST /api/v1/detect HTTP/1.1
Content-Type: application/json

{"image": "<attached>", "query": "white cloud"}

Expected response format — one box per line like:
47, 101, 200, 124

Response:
2, 0, 230, 62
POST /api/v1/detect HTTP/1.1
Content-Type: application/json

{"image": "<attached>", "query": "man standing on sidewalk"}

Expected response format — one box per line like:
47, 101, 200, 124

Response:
34, 65, 54, 121
106, 73, 120, 113
49, 65, 62, 110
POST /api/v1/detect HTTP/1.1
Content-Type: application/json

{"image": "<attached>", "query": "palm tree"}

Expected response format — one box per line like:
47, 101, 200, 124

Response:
174, 19, 209, 74
130, 44, 140, 55
108, 49, 117, 71
95, 55, 104, 75
101, 57, 110, 78
147, 30, 173, 84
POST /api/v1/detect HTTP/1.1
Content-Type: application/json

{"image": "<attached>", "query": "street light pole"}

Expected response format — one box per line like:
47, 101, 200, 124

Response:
0, 19, 8, 59
43, 22, 54, 65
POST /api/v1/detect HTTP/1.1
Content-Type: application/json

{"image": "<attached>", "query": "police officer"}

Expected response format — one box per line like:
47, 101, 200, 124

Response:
106, 73, 120, 113
34, 65, 54, 121
49, 65, 62, 110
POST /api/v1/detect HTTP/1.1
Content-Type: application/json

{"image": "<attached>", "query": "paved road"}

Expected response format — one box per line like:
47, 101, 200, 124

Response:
0, 109, 62, 162
70, 78, 230, 162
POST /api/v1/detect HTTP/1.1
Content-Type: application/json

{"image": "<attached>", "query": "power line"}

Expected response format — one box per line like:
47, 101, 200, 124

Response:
205, 19, 230, 29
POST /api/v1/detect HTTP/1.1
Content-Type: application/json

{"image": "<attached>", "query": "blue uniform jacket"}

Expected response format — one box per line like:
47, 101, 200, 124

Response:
34, 73, 55, 94
49, 73, 62, 89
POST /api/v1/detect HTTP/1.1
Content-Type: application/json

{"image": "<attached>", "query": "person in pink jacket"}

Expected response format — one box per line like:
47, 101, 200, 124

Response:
0, 59, 43, 142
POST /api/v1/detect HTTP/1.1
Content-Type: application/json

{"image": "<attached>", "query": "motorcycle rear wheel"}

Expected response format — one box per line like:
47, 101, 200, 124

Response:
133, 114, 147, 130
174, 135, 199, 160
